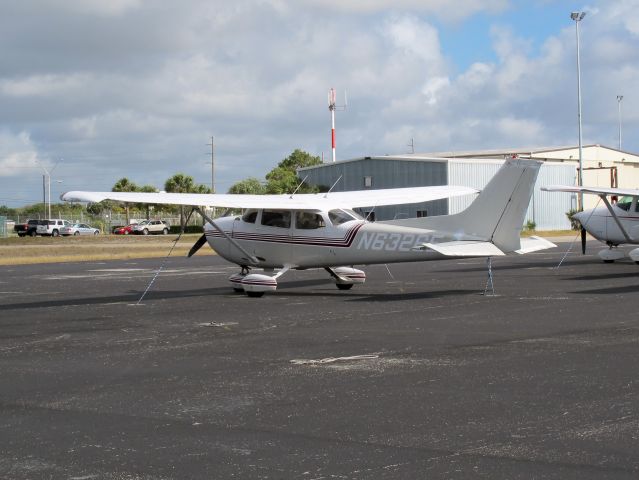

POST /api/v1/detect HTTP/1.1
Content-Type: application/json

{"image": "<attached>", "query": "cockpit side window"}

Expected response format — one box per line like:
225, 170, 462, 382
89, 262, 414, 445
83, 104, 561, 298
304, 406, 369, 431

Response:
242, 209, 258, 223
617, 196, 633, 211
328, 209, 359, 225
295, 212, 325, 230
261, 210, 291, 228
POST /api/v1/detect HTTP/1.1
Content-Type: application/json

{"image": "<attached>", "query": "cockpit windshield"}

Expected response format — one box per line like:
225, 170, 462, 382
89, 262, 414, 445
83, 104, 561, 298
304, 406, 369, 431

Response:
617, 196, 633, 211
328, 209, 363, 225
242, 209, 258, 223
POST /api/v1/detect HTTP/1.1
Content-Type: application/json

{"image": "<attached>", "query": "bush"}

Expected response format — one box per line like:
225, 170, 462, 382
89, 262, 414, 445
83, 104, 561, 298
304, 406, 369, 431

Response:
525, 220, 536, 231
566, 209, 581, 230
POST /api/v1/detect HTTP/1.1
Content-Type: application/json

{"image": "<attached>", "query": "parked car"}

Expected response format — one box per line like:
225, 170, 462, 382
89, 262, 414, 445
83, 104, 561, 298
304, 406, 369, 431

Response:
132, 220, 170, 235
36, 219, 72, 237
113, 223, 138, 235
60, 223, 100, 236
14, 219, 44, 237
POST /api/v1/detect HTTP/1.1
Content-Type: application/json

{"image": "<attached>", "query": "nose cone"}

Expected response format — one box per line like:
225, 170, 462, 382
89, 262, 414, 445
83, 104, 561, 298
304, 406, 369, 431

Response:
573, 210, 588, 224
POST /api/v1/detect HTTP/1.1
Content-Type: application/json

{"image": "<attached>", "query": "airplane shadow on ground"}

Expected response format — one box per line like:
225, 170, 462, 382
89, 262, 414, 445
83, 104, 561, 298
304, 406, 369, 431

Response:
0, 287, 231, 312
434, 258, 621, 274
571, 285, 639, 295
273, 286, 480, 302
562, 271, 639, 281
0, 279, 487, 311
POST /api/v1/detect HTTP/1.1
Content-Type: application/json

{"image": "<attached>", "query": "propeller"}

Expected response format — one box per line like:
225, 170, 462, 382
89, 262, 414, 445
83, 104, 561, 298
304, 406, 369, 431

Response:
581, 227, 587, 254
188, 234, 208, 258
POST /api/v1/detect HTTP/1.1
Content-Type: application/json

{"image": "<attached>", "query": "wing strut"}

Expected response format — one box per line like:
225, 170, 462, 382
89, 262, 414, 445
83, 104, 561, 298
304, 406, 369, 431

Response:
599, 194, 632, 243
193, 207, 260, 265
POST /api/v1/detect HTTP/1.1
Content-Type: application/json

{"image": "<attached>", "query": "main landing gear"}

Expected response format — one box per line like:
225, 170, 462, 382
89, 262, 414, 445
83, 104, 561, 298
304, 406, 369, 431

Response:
596, 245, 639, 264
227, 266, 367, 297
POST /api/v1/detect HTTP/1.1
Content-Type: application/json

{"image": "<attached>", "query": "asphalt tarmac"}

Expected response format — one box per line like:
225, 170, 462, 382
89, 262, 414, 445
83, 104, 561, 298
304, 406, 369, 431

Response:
1, 241, 639, 479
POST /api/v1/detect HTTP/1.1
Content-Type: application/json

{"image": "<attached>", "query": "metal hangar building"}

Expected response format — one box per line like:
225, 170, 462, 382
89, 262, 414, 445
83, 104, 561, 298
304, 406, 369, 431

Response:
299, 145, 639, 231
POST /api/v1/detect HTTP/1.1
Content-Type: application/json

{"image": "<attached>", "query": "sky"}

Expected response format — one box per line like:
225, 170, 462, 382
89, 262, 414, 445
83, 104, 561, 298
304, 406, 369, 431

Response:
1, 0, 638, 207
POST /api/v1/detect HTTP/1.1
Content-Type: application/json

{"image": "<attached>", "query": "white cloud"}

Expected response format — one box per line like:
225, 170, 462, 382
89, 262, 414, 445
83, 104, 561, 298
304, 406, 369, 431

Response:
0, 131, 45, 177
0, 74, 91, 97
38, 0, 142, 16
300, 0, 509, 21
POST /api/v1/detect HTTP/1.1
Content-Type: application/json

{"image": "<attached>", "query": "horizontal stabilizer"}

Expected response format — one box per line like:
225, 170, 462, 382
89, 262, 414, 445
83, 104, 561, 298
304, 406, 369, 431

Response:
422, 241, 505, 257
542, 185, 639, 197
515, 236, 556, 254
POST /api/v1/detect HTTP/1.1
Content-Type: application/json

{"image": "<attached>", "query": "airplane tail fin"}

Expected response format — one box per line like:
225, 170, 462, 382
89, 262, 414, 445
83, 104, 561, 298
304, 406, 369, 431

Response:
389, 159, 542, 253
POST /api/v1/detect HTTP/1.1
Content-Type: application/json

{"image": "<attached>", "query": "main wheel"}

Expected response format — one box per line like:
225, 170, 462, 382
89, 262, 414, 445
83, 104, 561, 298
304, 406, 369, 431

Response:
162, 228, 168, 235
143, 228, 149, 235
52, 230, 59, 237
29, 230, 36, 237
18, 233, 25, 237
74, 231, 80, 236
246, 291, 265, 298
336, 283, 354, 290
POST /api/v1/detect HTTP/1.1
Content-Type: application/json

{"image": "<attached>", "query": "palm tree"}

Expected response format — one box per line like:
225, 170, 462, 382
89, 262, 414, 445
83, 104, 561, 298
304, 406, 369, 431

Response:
164, 174, 201, 231
112, 178, 138, 225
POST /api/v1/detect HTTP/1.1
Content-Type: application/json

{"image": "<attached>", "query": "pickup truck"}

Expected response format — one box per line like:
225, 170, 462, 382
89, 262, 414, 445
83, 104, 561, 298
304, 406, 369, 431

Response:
36, 219, 72, 237
14, 219, 44, 237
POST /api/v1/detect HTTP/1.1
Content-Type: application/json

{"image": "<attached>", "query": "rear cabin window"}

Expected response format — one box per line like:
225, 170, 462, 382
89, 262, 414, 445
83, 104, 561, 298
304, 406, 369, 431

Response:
261, 210, 291, 228
242, 210, 258, 223
295, 212, 325, 230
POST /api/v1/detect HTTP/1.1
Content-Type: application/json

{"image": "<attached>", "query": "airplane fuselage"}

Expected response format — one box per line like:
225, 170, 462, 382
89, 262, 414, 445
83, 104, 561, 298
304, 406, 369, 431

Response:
205, 209, 459, 269
577, 204, 639, 245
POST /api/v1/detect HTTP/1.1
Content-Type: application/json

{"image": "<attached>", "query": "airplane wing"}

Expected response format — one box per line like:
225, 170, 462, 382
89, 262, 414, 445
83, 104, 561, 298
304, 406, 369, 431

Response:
61, 185, 478, 210
542, 185, 639, 197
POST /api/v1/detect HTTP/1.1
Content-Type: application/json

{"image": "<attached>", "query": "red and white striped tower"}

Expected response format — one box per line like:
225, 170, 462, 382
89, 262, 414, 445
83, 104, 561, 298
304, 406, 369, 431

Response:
327, 88, 347, 163
328, 88, 337, 163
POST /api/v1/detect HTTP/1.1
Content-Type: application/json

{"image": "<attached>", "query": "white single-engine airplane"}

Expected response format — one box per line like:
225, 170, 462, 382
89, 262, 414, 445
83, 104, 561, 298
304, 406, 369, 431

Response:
543, 184, 639, 263
62, 159, 555, 297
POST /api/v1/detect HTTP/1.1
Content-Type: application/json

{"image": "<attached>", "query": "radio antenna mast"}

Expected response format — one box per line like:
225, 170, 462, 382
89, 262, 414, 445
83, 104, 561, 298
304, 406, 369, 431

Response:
328, 88, 347, 163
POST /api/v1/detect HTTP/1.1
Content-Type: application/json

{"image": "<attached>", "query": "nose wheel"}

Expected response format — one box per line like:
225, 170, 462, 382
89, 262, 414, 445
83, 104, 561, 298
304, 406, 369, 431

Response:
598, 246, 624, 263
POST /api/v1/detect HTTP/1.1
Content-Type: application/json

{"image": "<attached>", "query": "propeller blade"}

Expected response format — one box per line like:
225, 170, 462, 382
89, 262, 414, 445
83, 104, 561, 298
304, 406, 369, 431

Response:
188, 234, 208, 258
581, 227, 587, 255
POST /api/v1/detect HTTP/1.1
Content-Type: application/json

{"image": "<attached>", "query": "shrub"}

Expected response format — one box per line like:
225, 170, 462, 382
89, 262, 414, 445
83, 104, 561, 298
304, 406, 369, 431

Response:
566, 209, 581, 230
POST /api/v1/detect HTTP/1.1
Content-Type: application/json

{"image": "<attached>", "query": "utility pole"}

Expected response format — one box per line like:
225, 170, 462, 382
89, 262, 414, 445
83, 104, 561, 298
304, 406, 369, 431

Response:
617, 95, 623, 150
42, 175, 46, 218
206, 136, 215, 193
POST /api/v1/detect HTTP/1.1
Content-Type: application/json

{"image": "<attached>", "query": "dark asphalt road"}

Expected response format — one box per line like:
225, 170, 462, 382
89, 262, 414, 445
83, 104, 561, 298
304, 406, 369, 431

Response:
1, 242, 639, 479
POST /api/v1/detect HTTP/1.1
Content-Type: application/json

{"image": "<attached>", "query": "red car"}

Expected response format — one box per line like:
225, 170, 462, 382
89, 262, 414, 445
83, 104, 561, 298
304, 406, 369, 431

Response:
113, 223, 137, 235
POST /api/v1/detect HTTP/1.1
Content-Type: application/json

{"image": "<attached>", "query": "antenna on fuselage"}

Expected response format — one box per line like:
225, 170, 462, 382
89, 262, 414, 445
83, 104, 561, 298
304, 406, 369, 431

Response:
323, 175, 343, 198
289, 175, 309, 198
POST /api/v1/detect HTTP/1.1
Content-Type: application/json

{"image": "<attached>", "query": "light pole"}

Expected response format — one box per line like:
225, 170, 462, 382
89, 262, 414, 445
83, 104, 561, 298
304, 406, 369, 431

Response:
571, 11, 586, 210
37, 160, 59, 219
617, 95, 623, 150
